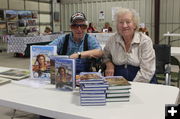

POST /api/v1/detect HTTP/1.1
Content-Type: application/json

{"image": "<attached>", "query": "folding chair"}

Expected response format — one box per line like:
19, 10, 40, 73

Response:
154, 44, 171, 85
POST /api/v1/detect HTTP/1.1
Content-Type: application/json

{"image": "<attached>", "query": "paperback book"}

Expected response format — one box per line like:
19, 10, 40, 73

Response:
106, 96, 130, 102
30, 45, 57, 80
55, 58, 76, 90
50, 55, 69, 84
0, 69, 29, 80
105, 76, 131, 90
0, 77, 11, 86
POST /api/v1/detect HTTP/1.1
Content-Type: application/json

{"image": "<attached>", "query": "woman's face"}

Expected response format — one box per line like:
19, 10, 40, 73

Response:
59, 68, 65, 75
117, 12, 136, 38
38, 56, 45, 65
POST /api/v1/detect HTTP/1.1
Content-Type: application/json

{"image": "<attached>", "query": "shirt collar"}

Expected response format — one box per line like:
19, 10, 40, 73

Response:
115, 32, 140, 45
70, 32, 86, 43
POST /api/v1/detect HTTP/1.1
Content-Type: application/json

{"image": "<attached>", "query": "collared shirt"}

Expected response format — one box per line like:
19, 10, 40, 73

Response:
49, 32, 101, 55
103, 32, 156, 83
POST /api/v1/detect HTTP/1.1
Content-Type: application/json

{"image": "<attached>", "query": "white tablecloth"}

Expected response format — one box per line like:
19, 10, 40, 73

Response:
7, 34, 61, 54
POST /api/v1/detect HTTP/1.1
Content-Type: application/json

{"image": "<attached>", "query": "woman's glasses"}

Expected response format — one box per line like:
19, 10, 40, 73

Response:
71, 24, 87, 29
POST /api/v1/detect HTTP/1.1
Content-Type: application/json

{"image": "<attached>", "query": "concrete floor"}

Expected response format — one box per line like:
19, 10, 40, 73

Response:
0, 52, 179, 119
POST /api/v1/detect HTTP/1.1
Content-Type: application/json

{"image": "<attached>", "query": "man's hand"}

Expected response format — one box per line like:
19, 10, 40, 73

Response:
69, 53, 79, 59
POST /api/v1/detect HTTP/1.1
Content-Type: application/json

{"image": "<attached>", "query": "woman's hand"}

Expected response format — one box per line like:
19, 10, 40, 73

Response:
105, 61, 114, 76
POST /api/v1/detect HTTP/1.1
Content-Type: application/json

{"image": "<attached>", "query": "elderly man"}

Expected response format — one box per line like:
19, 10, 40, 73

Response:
49, 12, 102, 74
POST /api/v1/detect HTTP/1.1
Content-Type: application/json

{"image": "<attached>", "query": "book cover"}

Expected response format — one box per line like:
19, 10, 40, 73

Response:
0, 69, 29, 80
0, 77, 11, 86
50, 55, 69, 84
105, 76, 131, 89
55, 58, 76, 90
30, 45, 57, 80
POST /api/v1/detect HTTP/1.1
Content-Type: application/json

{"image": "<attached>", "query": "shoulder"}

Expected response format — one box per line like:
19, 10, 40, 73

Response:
138, 32, 153, 45
49, 34, 67, 45
87, 34, 96, 40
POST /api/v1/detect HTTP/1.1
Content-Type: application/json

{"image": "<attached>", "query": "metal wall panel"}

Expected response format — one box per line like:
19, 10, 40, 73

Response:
60, 0, 154, 41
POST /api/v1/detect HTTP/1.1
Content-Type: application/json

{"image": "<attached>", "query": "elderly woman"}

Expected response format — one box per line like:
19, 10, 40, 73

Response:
103, 8, 156, 83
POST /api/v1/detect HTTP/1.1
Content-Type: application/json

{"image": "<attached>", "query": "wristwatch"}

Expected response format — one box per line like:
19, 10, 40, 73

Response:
77, 52, 81, 59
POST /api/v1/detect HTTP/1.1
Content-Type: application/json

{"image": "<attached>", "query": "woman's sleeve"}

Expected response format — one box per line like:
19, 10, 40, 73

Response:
134, 37, 156, 83
103, 37, 113, 63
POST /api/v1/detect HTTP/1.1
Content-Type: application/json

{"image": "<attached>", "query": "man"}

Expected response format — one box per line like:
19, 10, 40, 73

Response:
49, 12, 102, 74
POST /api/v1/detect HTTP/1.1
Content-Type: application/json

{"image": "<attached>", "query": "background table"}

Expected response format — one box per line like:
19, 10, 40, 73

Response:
0, 78, 179, 119
7, 34, 60, 54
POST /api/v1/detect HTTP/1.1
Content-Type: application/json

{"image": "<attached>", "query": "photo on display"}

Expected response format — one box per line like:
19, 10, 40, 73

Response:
5, 10, 18, 21
18, 11, 32, 19
32, 11, 38, 19
7, 22, 18, 34
30, 45, 57, 80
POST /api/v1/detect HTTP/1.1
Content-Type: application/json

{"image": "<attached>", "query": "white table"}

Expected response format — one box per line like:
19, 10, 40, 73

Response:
0, 79, 179, 119
163, 33, 180, 45
171, 47, 180, 56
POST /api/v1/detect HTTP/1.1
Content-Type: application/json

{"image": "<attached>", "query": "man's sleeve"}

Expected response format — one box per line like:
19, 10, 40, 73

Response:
88, 35, 102, 50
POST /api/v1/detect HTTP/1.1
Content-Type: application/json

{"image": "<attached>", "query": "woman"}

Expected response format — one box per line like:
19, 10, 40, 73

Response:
56, 67, 72, 88
87, 22, 96, 33
102, 22, 113, 32
33, 54, 49, 78
103, 8, 156, 83
43, 26, 52, 35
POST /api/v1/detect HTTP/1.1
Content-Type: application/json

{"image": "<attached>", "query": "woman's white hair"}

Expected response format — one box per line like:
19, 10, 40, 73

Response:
115, 7, 140, 30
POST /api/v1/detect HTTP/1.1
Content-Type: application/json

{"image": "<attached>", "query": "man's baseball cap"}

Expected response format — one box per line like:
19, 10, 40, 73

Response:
70, 12, 87, 24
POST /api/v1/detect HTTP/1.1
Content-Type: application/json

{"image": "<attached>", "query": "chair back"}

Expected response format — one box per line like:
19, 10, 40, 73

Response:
153, 44, 171, 74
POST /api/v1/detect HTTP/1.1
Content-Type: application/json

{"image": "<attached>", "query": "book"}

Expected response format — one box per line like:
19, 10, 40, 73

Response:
83, 83, 109, 88
80, 93, 106, 98
55, 58, 76, 90
105, 76, 131, 90
106, 89, 130, 94
80, 72, 102, 80
80, 90, 105, 94
30, 45, 57, 80
0, 69, 29, 80
50, 55, 69, 84
81, 102, 106, 106
106, 93, 130, 97
106, 96, 130, 102
0, 77, 11, 85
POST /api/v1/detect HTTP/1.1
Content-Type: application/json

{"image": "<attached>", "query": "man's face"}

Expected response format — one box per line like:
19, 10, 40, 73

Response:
70, 20, 87, 40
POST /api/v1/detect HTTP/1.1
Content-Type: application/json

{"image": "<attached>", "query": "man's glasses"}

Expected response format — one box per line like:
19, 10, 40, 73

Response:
71, 24, 87, 29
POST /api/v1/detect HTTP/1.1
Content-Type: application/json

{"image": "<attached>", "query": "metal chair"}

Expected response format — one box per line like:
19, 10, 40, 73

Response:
154, 44, 171, 85
170, 56, 180, 87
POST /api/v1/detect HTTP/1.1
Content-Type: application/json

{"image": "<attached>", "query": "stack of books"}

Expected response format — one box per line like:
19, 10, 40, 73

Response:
105, 76, 131, 102
79, 72, 108, 106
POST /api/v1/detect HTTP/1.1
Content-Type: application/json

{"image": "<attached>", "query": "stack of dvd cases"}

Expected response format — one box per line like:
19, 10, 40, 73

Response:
79, 72, 108, 106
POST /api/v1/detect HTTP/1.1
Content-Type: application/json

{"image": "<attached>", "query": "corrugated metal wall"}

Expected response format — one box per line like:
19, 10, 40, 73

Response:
60, 0, 154, 40
160, 0, 180, 46
60, 0, 180, 46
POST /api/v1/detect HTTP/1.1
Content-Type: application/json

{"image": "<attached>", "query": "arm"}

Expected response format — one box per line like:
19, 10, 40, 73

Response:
70, 49, 103, 59
133, 37, 156, 83
105, 61, 115, 76
103, 37, 115, 76
70, 35, 103, 58
49, 35, 65, 54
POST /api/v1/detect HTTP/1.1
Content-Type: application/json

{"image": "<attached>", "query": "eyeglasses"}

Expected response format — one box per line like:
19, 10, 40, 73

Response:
71, 24, 87, 29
